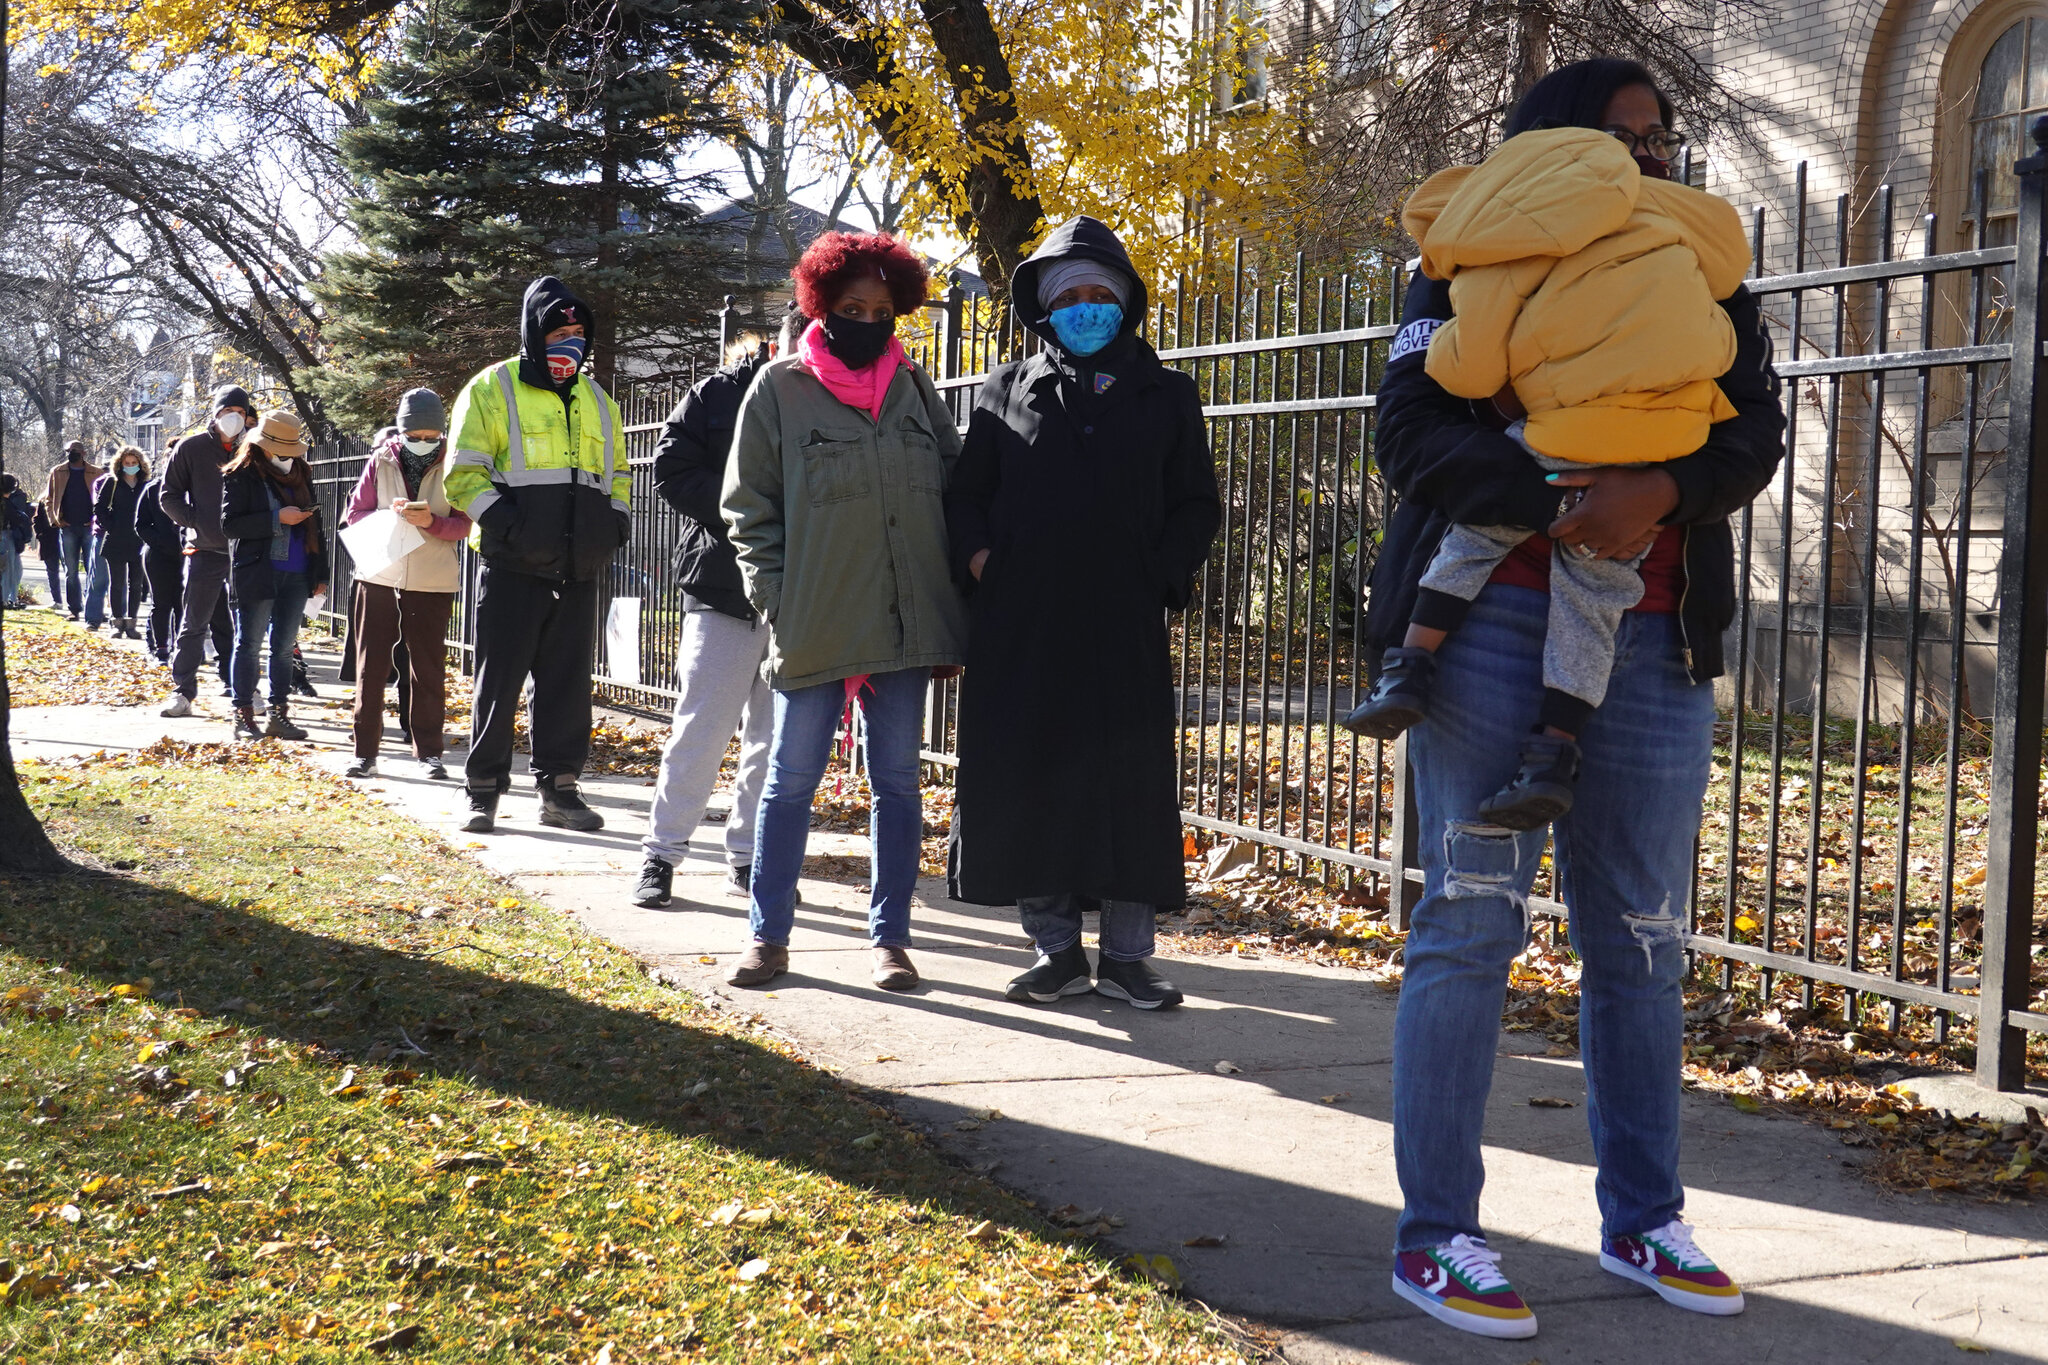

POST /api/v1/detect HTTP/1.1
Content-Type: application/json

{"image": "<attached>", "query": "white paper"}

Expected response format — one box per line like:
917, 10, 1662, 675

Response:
605, 596, 642, 686
304, 592, 328, 620
337, 508, 428, 580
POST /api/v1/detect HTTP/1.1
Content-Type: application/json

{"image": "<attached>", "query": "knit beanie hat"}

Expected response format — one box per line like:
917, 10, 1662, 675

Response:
210, 384, 255, 415
1035, 259, 1131, 313
396, 388, 445, 433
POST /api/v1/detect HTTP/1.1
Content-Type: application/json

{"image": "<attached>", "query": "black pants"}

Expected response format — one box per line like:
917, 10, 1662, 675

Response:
466, 564, 600, 793
103, 551, 144, 619
170, 551, 234, 698
142, 546, 184, 659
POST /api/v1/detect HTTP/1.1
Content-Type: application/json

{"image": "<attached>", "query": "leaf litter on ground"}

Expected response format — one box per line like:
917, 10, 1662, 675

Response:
2, 738, 1246, 1363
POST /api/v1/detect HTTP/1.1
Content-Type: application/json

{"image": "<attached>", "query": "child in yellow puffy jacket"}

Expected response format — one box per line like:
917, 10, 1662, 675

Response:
1344, 124, 1752, 829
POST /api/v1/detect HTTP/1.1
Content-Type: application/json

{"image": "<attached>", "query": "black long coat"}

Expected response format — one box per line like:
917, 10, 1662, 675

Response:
944, 218, 1221, 908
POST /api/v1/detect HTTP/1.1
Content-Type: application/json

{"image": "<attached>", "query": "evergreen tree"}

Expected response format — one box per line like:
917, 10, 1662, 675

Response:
311, 0, 753, 430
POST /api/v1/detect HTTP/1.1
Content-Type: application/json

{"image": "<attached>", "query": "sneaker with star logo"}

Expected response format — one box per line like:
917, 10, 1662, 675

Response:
1391, 1233, 1538, 1339
1600, 1219, 1744, 1315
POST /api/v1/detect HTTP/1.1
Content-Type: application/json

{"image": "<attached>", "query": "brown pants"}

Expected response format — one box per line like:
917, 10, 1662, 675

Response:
351, 582, 454, 760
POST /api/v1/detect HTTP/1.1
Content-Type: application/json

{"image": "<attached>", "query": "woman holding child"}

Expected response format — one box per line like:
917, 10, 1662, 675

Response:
1357, 60, 1785, 1339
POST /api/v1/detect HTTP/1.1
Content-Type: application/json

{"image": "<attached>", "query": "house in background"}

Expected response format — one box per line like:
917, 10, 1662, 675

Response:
695, 199, 987, 355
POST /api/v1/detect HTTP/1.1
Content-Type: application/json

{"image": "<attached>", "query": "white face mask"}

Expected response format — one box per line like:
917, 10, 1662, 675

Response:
215, 412, 246, 439
402, 437, 442, 457
269, 455, 296, 474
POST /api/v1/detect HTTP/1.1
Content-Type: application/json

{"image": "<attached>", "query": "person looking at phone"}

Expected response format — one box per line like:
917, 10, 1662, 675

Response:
341, 389, 470, 780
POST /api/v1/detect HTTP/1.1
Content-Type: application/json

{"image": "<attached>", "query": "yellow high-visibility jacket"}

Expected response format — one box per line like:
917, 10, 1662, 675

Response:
443, 360, 630, 582
1402, 127, 1752, 464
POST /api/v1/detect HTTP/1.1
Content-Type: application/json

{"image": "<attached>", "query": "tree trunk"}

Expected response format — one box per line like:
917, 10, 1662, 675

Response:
0, 624, 72, 873
593, 104, 621, 394
771, 0, 1044, 301
1511, 2, 1552, 105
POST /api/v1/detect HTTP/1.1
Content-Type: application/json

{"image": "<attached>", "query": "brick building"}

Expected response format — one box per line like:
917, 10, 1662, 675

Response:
1713, 1, 2047, 270
1705, 2, 2042, 720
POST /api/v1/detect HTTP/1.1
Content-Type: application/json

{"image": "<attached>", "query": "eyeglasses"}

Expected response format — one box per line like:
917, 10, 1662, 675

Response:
1603, 126, 1686, 160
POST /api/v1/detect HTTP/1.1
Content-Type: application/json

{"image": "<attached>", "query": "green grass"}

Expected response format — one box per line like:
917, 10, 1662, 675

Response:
0, 741, 1242, 1364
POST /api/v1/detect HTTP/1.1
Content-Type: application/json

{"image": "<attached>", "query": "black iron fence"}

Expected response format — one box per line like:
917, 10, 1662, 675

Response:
306, 134, 2048, 1093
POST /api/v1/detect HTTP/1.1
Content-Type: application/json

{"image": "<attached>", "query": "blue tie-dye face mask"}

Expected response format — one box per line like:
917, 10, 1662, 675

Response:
1048, 302, 1123, 357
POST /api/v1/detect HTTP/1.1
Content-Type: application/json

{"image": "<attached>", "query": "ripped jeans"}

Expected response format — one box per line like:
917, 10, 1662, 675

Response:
1391, 585, 1714, 1250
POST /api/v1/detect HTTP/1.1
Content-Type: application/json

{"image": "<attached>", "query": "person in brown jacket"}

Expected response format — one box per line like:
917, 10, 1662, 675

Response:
44, 440, 104, 619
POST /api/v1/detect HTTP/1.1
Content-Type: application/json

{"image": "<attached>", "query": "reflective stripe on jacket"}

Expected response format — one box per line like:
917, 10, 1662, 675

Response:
443, 360, 629, 582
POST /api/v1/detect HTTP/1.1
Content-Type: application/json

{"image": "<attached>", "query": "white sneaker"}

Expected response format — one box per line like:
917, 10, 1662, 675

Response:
159, 693, 192, 718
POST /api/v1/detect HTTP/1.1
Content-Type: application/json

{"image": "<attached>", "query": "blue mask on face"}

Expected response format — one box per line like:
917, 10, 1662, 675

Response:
1048, 302, 1123, 357
545, 335, 587, 382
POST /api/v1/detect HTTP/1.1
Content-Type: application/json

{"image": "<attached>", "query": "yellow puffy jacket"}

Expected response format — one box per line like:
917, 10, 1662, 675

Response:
1402, 127, 1752, 464
444, 359, 630, 582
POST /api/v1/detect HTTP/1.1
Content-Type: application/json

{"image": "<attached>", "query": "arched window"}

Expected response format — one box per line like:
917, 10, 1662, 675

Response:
1962, 17, 2048, 245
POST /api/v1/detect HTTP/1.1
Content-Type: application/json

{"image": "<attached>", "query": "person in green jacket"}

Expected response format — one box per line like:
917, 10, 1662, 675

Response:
719, 231, 967, 993
442, 276, 630, 836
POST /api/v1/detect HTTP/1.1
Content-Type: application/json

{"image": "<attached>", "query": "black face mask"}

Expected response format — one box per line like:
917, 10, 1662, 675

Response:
1635, 153, 1672, 180
821, 312, 895, 369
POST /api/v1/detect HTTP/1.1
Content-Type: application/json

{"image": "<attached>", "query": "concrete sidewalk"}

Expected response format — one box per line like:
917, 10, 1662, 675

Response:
11, 629, 2047, 1363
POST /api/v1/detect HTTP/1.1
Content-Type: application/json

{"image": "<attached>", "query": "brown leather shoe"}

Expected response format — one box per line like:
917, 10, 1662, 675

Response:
871, 945, 918, 991
726, 942, 789, 988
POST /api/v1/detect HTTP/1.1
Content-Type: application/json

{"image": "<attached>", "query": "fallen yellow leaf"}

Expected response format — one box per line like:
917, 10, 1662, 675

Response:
1124, 1252, 1181, 1290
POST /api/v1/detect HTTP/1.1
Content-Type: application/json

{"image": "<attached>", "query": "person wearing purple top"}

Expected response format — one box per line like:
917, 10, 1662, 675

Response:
220, 410, 328, 743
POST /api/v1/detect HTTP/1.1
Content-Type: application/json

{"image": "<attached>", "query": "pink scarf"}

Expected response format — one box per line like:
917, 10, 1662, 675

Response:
799, 320, 907, 420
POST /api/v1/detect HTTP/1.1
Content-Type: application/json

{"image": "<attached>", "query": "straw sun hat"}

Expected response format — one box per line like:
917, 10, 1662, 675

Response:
244, 410, 312, 458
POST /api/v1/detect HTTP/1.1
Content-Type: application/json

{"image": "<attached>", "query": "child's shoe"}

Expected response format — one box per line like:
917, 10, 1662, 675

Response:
1342, 647, 1437, 739
1476, 732, 1581, 830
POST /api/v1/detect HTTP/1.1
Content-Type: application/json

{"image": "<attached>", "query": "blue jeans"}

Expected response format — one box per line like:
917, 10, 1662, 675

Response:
1019, 895, 1157, 961
749, 668, 931, 948
0, 539, 21, 607
83, 533, 111, 627
58, 526, 89, 615
1392, 586, 1714, 1250
231, 571, 311, 710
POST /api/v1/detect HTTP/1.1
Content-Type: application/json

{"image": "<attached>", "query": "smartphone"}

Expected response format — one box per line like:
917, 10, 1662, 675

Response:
403, 501, 429, 512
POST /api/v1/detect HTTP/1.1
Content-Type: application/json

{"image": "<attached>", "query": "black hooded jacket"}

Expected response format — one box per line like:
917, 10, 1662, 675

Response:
943, 215, 1222, 909
652, 345, 770, 620
459, 275, 630, 582
1364, 271, 1786, 683
517, 276, 590, 406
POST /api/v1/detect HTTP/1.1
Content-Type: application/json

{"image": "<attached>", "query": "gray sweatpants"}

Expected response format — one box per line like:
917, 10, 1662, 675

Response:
1418, 455, 1650, 709
641, 607, 774, 869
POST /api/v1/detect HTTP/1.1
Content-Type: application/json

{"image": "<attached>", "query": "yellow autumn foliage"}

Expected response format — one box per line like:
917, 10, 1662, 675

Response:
796, 0, 1294, 284
12, 0, 390, 87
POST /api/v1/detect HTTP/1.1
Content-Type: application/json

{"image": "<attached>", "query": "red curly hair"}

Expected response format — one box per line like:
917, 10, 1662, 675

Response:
791, 231, 930, 320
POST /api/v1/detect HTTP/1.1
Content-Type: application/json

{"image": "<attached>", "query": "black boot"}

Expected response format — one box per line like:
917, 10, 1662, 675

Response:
1005, 943, 1094, 1004
231, 708, 263, 742
462, 788, 499, 834
537, 773, 603, 832
264, 704, 308, 741
1341, 647, 1437, 739
1093, 955, 1184, 1010
633, 856, 673, 908
1476, 732, 1582, 830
